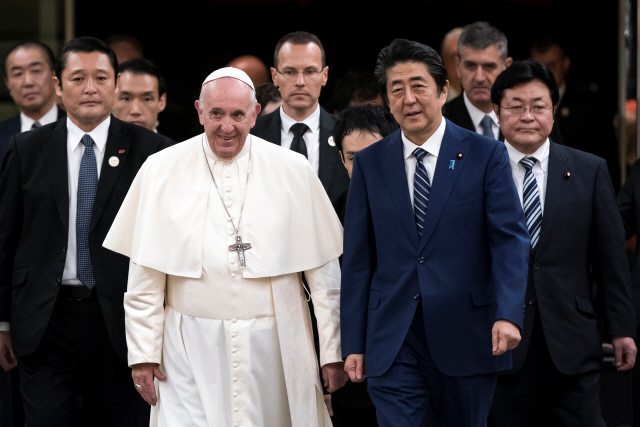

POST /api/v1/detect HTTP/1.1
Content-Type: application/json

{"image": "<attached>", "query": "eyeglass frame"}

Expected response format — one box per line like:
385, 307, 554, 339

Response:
274, 66, 327, 80
499, 105, 554, 115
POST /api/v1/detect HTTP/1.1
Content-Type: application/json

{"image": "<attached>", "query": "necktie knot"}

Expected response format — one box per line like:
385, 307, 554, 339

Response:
519, 157, 538, 171
290, 123, 309, 137
31, 122, 41, 130
413, 147, 428, 163
81, 134, 94, 148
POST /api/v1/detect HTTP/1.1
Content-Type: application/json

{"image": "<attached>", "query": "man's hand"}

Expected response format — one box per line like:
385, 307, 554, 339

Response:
323, 393, 333, 417
0, 331, 17, 371
492, 320, 521, 356
344, 354, 366, 383
131, 362, 166, 406
322, 362, 348, 393
612, 337, 637, 371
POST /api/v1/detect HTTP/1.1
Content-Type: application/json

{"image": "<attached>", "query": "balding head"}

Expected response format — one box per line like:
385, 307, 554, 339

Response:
195, 77, 261, 159
226, 55, 270, 87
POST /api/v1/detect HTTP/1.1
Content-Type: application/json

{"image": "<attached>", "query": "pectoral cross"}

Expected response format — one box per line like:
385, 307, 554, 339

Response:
229, 235, 252, 268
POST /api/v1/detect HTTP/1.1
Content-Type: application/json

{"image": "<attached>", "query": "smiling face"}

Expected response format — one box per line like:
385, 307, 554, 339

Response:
4, 46, 56, 117
456, 45, 511, 112
385, 61, 448, 145
113, 71, 166, 131
54, 51, 116, 132
195, 77, 260, 159
495, 80, 555, 154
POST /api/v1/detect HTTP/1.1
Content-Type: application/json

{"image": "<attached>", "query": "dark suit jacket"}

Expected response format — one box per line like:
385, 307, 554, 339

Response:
617, 158, 640, 329
341, 119, 530, 378
0, 109, 67, 187
443, 94, 504, 142
507, 142, 636, 376
0, 116, 173, 361
250, 106, 350, 201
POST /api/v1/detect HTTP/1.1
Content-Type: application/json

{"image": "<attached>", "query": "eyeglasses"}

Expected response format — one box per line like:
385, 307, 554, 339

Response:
275, 68, 324, 80
500, 105, 553, 115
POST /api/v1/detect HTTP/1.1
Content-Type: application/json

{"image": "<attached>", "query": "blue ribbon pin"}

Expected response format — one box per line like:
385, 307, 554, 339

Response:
449, 160, 455, 169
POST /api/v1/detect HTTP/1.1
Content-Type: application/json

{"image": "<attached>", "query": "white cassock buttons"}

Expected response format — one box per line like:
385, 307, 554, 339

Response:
232, 333, 237, 338
108, 156, 119, 167
234, 408, 239, 412
233, 393, 238, 397
233, 363, 239, 368
226, 187, 231, 192
232, 318, 237, 323
225, 174, 231, 178
233, 377, 238, 382
232, 273, 236, 278
231, 260, 236, 265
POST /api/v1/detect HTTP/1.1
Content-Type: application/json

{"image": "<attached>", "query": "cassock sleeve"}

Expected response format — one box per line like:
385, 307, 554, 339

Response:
305, 258, 342, 367
124, 261, 166, 366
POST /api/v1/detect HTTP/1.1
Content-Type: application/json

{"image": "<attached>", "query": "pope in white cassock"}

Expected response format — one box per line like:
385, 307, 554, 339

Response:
103, 67, 346, 427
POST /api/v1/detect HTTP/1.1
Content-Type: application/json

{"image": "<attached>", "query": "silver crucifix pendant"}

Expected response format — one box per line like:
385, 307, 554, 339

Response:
229, 235, 252, 268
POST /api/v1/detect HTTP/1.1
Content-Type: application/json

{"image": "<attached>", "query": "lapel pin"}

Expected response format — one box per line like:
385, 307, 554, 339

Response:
108, 156, 120, 167
457, 152, 463, 159
449, 160, 455, 169
564, 172, 571, 179
327, 136, 336, 147
119, 149, 125, 154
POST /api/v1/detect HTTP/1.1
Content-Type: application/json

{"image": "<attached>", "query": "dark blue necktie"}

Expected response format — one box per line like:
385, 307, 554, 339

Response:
290, 123, 309, 158
413, 147, 431, 237
520, 157, 542, 248
481, 115, 495, 140
77, 134, 97, 289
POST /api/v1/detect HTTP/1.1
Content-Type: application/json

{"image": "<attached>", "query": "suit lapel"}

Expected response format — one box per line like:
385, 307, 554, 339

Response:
418, 121, 469, 253
318, 107, 337, 191
531, 142, 569, 253
265, 110, 282, 145
89, 117, 131, 233
380, 132, 419, 249
46, 120, 69, 232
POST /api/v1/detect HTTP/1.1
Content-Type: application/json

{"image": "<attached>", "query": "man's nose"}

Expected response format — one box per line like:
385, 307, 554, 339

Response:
84, 78, 97, 93
521, 108, 535, 121
220, 120, 234, 133
23, 71, 35, 87
404, 88, 416, 104
130, 99, 142, 115
295, 71, 306, 86
474, 67, 486, 82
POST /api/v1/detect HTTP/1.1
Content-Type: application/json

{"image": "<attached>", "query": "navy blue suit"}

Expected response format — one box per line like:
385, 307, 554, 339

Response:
341, 119, 530, 426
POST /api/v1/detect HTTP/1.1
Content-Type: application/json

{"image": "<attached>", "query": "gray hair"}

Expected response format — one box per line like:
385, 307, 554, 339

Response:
458, 21, 508, 60
199, 78, 258, 110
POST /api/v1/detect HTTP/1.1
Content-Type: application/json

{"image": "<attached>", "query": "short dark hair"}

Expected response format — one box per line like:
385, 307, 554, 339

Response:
55, 36, 118, 88
119, 58, 167, 96
374, 38, 447, 103
105, 34, 144, 57
491, 60, 559, 108
4, 40, 56, 74
333, 105, 398, 154
331, 70, 380, 114
458, 21, 508, 60
255, 82, 281, 111
273, 31, 326, 69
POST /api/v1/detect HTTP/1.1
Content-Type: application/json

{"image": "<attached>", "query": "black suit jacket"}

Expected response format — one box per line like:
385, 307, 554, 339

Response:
0, 109, 67, 187
443, 94, 505, 142
507, 142, 636, 376
617, 158, 640, 329
0, 116, 173, 361
250, 106, 350, 201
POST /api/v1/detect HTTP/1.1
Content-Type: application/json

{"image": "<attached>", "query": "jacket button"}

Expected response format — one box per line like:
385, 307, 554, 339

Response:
417, 257, 425, 264
533, 263, 539, 270
62, 247, 67, 252
56, 279, 61, 285
414, 294, 420, 300
528, 298, 536, 306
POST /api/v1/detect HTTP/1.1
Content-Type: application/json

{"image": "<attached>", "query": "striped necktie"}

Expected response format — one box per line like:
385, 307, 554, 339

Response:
520, 157, 542, 248
77, 134, 98, 289
413, 147, 431, 237
31, 121, 41, 130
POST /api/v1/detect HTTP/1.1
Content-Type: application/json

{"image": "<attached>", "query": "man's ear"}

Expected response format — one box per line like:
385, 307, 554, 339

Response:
504, 57, 513, 68
53, 76, 62, 97
194, 99, 205, 126
270, 67, 278, 87
158, 94, 167, 113
492, 104, 500, 124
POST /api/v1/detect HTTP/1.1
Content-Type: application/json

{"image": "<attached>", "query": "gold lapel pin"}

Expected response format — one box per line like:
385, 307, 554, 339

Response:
564, 172, 571, 178
457, 152, 463, 159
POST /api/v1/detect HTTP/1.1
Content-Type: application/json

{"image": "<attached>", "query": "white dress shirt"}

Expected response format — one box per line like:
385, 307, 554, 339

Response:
20, 104, 59, 133
463, 92, 500, 139
62, 116, 110, 285
279, 104, 321, 175
402, 117, 446, 207
504, 138, 550, 213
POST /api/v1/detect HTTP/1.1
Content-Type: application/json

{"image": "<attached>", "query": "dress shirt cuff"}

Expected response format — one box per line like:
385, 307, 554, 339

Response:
0, 322, 9, 332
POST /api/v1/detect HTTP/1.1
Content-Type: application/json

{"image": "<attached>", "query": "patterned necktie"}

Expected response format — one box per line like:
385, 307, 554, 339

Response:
77, 135, 98, 289
290, 123, 309, 158
481, 115, 495, 140
413, 147, 431, 237
520, 157, 542, 248
31, 122, 41, 130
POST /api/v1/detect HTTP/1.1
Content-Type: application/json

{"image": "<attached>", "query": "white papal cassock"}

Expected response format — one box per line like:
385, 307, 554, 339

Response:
103, 134, 344, 427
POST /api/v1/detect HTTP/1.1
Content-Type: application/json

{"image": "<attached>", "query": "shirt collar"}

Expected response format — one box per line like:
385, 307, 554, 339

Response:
202, 133, 251, 162
20, 104, 58, 132
463, 91, 498, 128
504, 138, 550, 173
280, 103, 320, 134
67, 115, 110, 154
402, 117, 446, 160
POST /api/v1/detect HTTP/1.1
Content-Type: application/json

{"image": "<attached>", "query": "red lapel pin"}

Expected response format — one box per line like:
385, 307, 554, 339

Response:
119, 150, 125, 154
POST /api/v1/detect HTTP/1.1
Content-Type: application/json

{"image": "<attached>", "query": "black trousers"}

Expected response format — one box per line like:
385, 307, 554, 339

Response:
488, 311, 604, 427
17, 288, 149, 427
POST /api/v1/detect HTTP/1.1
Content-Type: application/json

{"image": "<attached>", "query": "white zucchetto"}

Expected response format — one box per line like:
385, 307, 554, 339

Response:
201, 67, 255, 91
